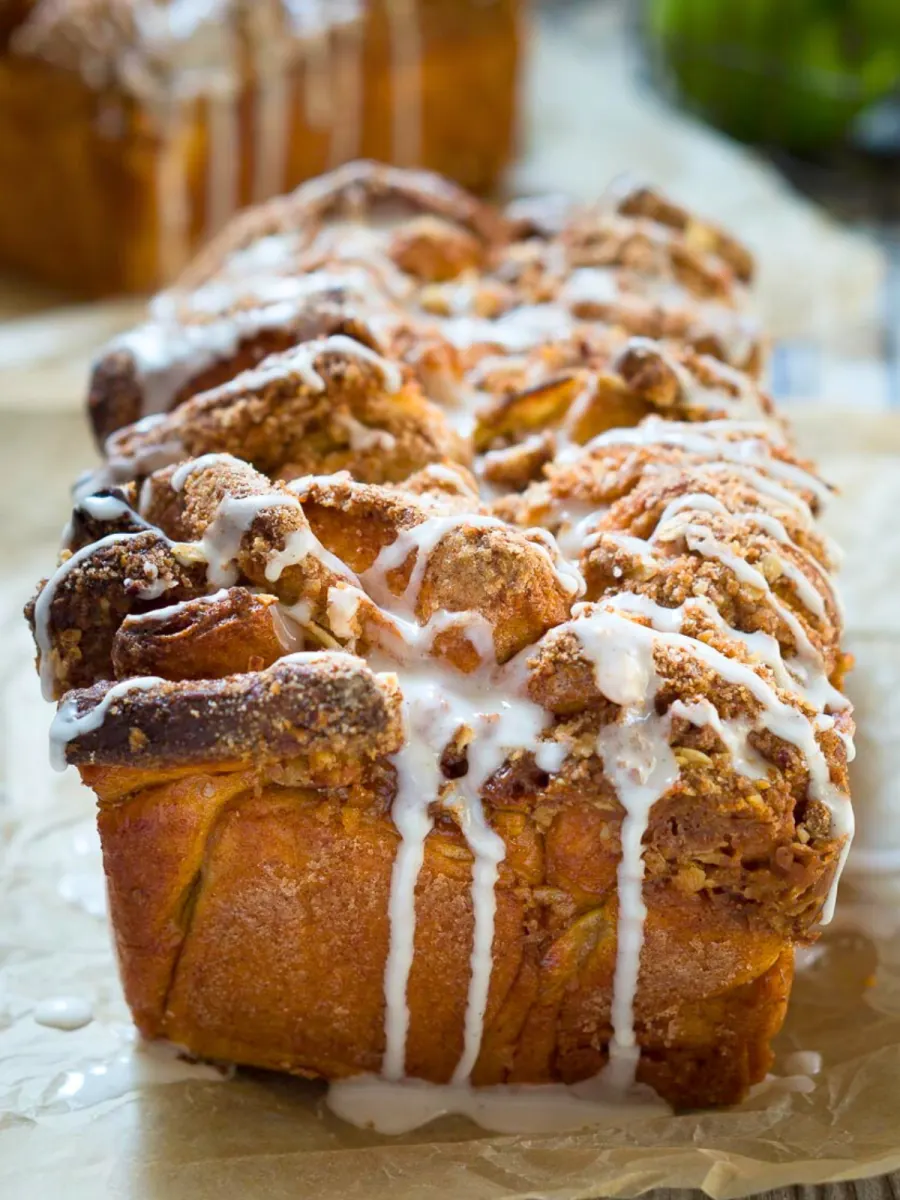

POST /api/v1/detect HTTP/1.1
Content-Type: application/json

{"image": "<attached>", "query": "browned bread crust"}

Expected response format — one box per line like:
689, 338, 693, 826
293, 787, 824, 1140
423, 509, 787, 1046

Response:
87, 755, 796, 1101
59, 653, 403, 769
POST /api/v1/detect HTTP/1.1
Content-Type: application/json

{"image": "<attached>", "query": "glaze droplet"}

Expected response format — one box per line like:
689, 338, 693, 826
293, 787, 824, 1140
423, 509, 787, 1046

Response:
34, 996, 94, 1031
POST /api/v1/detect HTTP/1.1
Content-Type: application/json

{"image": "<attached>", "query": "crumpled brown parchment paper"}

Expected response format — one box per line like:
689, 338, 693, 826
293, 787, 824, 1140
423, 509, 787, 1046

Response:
0, 409, 899, 1200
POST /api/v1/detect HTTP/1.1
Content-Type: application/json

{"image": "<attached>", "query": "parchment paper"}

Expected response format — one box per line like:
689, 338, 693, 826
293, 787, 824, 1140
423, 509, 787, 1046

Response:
0, 409, 899, 1200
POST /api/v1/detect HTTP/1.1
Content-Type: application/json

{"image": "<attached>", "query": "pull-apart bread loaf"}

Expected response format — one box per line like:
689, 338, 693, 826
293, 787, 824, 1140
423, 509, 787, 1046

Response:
0, 0, 520, 294
28, 161, 853, 1110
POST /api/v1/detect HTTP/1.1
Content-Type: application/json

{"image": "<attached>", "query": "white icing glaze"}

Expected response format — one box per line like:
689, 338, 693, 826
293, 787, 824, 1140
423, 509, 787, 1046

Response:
614, 338, 769, 421
263, 522, 347, 584
122, 588, 231, 625
748, 1072, 817, 1099
577, 417, 830, 510
169, 450, 242, 492
72, 417, 186, 504
134, 2, 242, 276
226, 499, 348, 589
591, 646, 677, 1087
223, 234, 301, 279
551, 502, 610, 560
380, 655, 562, 1085
170, 454, 361, 592
327, 1072, 666, 1135
339, 412, 398, 453
329, 11, 365, 166
249, 4, 291, 203
284, 0, 335, 131
413, 462, 474, 492
117, 280, 396, 421
51, 421, 851, 1114
654, 492, 828, 617
34, 996, 94, 1032
441, 304, 575, 352
155, 100, 193, 282
184, 268, 370, 315
76, 494, 139, 523
380, 675, 447, 1081
108, 318, 242, 419
364, 515, 500, 612
782, 1049, 822, 1076
561, 266, 620, 309
13, 1, 423, 287
504, 192, 573, 237
601, 491, 846, 714
669, 699, 766, 780
340, 520, 583, 1087
205, 74, 241, 237
363, 514, 584, 621
213, 334, 405, 398
62, 492, 151, 549
146, 3, 369, 276
696, 301, 759, 367
455, 584, 845, 1093
306, 24, 334, 132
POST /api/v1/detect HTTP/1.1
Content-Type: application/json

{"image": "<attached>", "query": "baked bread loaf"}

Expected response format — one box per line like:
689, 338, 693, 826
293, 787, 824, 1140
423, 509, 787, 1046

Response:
0, 1, 520, 295
28, 162, 853, 1115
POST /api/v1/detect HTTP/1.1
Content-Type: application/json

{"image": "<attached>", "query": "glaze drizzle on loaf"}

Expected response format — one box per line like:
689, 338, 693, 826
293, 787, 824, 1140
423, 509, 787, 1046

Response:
28, 163, 853, 1126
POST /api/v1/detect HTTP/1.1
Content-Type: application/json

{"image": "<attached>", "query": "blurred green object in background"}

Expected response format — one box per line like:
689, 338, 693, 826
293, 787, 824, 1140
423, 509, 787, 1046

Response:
646, 0, 900, 153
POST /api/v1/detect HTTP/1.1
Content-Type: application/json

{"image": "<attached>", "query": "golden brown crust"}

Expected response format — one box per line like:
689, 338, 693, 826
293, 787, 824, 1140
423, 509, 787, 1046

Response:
469, 340, 774, 485
584, 485, 841, 677
140, 456, 343, 611
88, 756, 800, 1104
290, 470, 579, 669
111, 588, 285, 682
